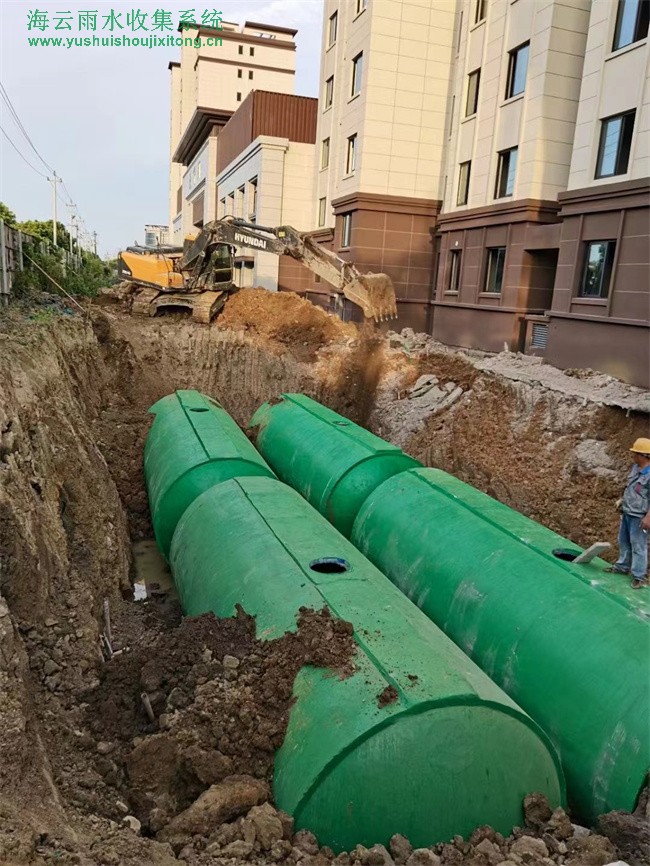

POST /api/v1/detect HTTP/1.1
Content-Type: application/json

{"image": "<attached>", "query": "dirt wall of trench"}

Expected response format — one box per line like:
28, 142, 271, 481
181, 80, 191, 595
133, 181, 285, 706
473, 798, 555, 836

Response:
0, 304, 647, 863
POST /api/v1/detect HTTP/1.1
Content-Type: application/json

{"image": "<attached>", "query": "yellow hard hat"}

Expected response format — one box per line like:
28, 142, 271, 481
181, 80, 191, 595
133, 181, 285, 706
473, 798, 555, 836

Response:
630, 437, 650, 455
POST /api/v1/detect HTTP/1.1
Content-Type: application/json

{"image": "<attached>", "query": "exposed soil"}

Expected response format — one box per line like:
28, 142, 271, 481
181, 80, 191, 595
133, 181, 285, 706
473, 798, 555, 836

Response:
217, 289, 355, 363
0, 295, 648, 865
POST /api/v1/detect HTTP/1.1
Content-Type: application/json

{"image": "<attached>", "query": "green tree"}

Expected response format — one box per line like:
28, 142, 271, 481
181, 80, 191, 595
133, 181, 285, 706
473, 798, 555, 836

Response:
0, 202, 17, 227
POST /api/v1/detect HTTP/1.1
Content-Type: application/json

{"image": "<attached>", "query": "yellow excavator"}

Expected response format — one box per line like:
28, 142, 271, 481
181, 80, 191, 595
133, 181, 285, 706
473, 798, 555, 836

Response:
116, 218, 397, 323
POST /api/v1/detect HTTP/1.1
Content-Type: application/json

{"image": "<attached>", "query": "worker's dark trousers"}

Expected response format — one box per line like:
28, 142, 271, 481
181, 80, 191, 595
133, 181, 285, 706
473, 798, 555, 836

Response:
613, 513, 648, 580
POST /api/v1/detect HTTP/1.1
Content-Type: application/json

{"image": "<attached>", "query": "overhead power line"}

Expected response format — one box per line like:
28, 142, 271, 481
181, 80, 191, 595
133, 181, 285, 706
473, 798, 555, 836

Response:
0, 80, 54, 173
0, 125, 49, 178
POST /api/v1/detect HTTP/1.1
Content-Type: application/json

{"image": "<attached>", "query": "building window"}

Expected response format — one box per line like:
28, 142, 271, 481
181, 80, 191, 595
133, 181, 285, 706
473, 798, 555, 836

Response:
219, 198, 225, 218
595, 110, 635, 178
579, 241, 616, 298
466, 69, 480, 116
238, 69, 242, 78
341, 213, 352, 248
318, 197, 327, 227
236, 92, 242, 101
506, 42, 529, 99
250, 47, 254, 56
321, 137, 330, 169
351, 52, 363, 96
249, 70, 253, 80
227, 192, 235, 215
328, 11, 338, 46
236, 185, 245, 218
457, 10, 463, 52
238, 45, 243, 54
613, 0, 649, 49
324, 76, 334, 109
356, 0, 367, 14
484, 247, 506, 294
475, 0, 487, 24
248, 177, 257, 219
448, 250, 462, 292
457, 161, 471, 205
346, 134, 357, 174
495, 146, 518, 198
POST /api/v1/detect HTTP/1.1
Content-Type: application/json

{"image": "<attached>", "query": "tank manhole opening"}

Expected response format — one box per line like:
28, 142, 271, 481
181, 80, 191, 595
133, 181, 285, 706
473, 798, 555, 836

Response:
189, 407, 209, 413
309, 557, 350, 574
552, 548, 580, 562
333, 421, 351, 427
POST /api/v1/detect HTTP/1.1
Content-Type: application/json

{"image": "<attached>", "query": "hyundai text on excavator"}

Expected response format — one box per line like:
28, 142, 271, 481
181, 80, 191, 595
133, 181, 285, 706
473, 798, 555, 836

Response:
116, 218, 397, 324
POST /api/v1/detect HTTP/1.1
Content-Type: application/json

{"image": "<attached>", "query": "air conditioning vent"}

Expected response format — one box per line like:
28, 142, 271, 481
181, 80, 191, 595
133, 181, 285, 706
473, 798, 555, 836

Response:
531, 322, 548, 349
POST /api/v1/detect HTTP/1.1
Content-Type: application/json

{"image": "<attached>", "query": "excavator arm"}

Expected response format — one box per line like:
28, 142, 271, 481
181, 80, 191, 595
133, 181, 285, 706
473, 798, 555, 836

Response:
180, 218, 397, 322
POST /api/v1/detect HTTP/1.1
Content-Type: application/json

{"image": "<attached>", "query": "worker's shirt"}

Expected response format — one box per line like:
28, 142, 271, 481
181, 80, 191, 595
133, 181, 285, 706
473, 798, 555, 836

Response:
622, 464, 650, 518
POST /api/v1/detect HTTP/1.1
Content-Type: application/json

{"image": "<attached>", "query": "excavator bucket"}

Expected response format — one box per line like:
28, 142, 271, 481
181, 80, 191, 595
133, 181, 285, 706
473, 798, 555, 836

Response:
342, 273, 398, 322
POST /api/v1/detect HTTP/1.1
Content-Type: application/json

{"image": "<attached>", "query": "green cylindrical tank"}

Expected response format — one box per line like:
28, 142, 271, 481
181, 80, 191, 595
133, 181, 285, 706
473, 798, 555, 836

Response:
170, 476, 564, 851
352, 468, 650, 821
250, 394, 420, 536
144, 390, 275, 557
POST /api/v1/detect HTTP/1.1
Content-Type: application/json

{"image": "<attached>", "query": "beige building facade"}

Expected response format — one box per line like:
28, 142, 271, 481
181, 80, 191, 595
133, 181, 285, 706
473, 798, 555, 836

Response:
431, 0, 649, 386
168, 21, 297, 242
311, 0, 457, 326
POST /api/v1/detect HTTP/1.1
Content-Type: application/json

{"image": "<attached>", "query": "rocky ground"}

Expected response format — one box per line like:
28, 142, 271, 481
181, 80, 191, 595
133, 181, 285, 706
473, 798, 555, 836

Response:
0, 290, 648, 865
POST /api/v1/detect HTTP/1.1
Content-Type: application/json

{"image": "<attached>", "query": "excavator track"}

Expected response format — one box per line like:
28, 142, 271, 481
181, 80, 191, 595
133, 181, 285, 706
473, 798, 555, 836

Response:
191, 290, 228, 324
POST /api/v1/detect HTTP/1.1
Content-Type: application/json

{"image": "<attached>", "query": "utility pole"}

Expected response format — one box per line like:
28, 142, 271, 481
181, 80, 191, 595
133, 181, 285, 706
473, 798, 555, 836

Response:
92, 231, 98, 256
66, 203, 75, 255
49, 171, 62, 247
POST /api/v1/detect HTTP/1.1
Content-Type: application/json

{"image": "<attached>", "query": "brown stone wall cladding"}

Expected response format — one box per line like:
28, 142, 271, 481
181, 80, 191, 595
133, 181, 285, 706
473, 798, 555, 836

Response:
432, 200, 562, 353
328, 192, 440, 330
544, 179, 650, 387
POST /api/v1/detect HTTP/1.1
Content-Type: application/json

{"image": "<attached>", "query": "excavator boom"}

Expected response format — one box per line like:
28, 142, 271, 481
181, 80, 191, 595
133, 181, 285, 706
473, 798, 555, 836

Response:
181, 219, 398, 322
118, 217, 397, 323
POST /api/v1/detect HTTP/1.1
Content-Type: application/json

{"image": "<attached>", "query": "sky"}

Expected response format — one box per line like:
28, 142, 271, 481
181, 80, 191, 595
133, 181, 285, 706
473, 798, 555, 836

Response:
0, 0, 324, 257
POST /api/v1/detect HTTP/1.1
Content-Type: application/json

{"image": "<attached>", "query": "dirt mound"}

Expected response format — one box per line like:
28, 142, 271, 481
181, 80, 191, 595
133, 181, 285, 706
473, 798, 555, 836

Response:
85, 605, 355, 838
218, 289, 354, 362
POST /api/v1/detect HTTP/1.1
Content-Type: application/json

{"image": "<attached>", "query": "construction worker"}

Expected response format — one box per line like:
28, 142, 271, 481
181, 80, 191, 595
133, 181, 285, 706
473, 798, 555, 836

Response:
606, 438, 650, 588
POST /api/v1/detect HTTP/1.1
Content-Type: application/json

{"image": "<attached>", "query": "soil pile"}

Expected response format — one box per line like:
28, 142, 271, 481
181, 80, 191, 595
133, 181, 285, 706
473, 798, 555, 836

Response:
217, 289, 354, 362
86, 605, 355, 843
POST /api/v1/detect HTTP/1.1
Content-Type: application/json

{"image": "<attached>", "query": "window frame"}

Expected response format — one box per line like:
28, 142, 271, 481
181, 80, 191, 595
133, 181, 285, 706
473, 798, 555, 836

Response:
595, 110, 635, 179
341, 212, 352, 248
448, 249, 462, 292
484, 247, 506, 295
248, 178, 257, 220
506, 41, 530, 99
457, 161, 471, 206
328, 11, 338, 46
465, 69, 480, 117
613, 0, 649, 50
236, 92, 242, 102
346, 134, 357, 175
579, 240, 616, 299
321, 137, 330, 169
351, 52, 363, 97
249, 70, 253, 80
356, 0, 367, 14
475, 0, 487, 24
237, 68, 242, 78
494, 146, 518, 199
318, 197, 327, 227
324, 76, 334, 109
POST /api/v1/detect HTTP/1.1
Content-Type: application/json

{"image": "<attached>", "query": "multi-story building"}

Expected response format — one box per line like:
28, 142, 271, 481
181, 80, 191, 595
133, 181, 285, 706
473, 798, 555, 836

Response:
542, 0, 650, 385
168, 20, 298, 242
433, 0, 649, 388
215, 91, 317, 291
311, 0, 457, 327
